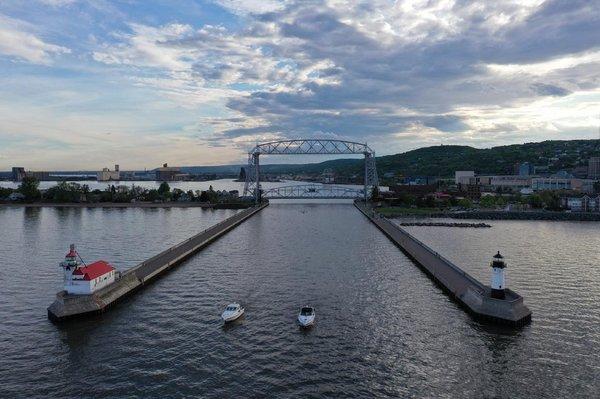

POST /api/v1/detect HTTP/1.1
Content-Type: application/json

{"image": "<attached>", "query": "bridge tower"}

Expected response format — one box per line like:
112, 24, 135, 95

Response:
243, 139, 379, 203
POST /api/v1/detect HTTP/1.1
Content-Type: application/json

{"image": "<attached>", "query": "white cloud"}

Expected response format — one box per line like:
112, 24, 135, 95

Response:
213, 0, 288, 15
0, 14, 70, 64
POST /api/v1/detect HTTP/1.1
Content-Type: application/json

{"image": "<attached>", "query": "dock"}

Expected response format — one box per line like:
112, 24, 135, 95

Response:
47, 202, 269, 322
355, 201, 531, 326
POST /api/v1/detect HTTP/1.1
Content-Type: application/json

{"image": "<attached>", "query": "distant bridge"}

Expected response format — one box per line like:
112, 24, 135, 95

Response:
262, 184, 365, 199
243, 139, 378, 202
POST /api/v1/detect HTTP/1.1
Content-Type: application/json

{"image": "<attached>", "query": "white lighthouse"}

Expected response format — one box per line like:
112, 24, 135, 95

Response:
490, 251, 507, 299
60, 244, 80, 284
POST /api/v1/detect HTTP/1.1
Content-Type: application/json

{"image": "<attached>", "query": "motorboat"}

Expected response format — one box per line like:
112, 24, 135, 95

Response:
298, 306, 315, 327
221, 303, 245, 322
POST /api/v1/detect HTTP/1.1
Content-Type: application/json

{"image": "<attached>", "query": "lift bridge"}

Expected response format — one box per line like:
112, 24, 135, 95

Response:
243, 139, 378, 202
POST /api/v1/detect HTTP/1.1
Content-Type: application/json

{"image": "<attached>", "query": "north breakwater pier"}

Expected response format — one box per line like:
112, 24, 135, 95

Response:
47, 202, 269, 321
355, 200, 531, 326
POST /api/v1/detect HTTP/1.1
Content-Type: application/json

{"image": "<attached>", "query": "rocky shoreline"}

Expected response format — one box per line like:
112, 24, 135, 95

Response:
384, 210, 600, 221
397, 222, 491, 228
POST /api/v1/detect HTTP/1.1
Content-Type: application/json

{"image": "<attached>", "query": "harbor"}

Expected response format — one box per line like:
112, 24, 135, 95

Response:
355, 200, 532, 326
47, 201, 269, 321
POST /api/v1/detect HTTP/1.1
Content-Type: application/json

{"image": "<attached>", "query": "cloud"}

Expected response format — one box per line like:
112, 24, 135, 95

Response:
3, 0, 599, 169
531, 83, 571, 97
0, 14, 70, 64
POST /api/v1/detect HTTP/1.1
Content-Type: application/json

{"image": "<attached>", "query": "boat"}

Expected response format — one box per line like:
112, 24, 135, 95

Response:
221, 303, 244, 322
297, 306, 315, 327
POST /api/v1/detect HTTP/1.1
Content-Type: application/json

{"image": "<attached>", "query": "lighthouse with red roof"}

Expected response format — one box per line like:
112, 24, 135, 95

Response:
60, 244, 116, 295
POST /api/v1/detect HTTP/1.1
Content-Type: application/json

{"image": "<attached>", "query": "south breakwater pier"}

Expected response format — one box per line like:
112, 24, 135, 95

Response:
48, 202, 269, 322
355, 200, 531, 326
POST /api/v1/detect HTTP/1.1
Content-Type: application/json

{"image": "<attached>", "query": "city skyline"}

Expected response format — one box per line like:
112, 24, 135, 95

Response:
0, 0, 599, 170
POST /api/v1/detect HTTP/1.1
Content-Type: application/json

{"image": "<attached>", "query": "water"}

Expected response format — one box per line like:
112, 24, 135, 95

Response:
0, 204, 598, 398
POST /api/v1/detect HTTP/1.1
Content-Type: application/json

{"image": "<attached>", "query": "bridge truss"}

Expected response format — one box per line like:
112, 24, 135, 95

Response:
262, 184, 365, 199
243, 139, 378, 202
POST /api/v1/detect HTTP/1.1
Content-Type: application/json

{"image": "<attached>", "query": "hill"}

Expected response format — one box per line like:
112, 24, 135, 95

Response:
254, 139, 600, 178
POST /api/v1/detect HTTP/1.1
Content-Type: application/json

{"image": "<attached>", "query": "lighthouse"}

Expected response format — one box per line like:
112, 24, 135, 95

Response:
59, 244, 116, 295
60, 244, 80, 284
490, 251, 507, 299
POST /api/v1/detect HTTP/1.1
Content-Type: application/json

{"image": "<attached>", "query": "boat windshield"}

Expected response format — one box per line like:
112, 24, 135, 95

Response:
226, 306, 237, 311
300, 308, 313, 315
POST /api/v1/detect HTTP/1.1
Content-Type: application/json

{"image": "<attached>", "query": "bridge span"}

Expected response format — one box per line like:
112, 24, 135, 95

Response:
262, 184, 365, 199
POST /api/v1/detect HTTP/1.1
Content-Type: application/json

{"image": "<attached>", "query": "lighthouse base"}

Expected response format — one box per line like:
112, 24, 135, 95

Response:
490, 288, 506, 300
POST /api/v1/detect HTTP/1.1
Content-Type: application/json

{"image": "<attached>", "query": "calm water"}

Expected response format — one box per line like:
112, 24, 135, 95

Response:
0, 204, 598, 398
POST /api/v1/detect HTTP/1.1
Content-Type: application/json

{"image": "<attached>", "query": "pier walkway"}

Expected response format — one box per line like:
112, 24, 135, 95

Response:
48, 202, 269, 321
355, 200, 531, 326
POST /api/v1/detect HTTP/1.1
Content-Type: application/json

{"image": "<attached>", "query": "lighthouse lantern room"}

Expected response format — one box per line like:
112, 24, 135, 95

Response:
490, 251, 507, 299
60, 244, 116, 295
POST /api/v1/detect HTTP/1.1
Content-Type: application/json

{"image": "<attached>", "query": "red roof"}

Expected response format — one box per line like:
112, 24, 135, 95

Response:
73, 261, 115, 281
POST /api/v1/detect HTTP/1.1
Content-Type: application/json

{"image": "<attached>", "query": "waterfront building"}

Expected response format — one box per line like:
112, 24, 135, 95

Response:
11, 167, 25, 182
97, 165, 120, 181
565, 196, 600, 212
60, 244, 116, 295
155, 163, 181, 181
588, 157, 600, 179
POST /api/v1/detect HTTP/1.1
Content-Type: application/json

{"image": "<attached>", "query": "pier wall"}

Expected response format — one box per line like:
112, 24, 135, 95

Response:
355, 201, 531, 326
48, 202, 269, 321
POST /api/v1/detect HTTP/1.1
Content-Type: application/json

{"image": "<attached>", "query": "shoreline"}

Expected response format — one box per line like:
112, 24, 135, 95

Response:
0, 202, 252, 209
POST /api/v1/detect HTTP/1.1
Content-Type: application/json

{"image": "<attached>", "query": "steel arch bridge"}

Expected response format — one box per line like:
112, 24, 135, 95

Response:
243, 139, 379, 202
262, 184, 365, 199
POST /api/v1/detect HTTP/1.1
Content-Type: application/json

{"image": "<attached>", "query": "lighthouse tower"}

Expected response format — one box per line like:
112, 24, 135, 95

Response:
60, 244, 81, 284
490, 251, 507, 299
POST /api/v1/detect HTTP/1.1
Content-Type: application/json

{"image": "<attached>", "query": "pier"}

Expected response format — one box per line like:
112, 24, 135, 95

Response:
355, 200, 531, 326
47, 202, 269, 321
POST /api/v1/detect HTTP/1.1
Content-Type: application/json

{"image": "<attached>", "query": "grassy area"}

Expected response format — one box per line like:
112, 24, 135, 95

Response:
376, 207, 441, 217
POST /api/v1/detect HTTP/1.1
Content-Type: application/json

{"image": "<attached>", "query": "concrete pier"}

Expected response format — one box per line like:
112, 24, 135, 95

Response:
48, 202, 269, 322
355, 201, 531, 326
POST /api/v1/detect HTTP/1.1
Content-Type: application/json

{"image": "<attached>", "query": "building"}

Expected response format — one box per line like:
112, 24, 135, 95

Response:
321, 169, 335, 183
25, 171, 51, 181
588, 157, 600, 179
97, 165, 120, 181
531, 177, 595, 193
59, 245, 116, 295
155, 163, 181, 181
515, 162, 534, 176
455, 171, 475, 185
565, 196, 600, 212
11, 167, 25, 182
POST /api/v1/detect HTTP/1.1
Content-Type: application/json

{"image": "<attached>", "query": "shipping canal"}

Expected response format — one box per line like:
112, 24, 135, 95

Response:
0, 201, 599, 397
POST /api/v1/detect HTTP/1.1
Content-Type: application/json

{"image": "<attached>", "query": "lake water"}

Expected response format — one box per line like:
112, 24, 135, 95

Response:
0, 203, 598, 398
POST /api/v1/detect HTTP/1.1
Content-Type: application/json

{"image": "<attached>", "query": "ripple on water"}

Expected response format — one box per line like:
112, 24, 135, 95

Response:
0, 205, 599, 397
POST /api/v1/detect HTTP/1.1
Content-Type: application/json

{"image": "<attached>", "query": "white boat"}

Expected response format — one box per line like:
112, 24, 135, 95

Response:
298, 306, 315, 327
221, 303, 244, 322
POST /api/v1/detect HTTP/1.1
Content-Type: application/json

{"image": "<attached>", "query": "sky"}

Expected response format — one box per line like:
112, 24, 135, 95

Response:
0, 0, 598, 170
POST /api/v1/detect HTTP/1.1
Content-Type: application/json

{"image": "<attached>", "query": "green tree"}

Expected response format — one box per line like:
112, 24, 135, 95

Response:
19, 177, 41, 201
158, 182, 170, 195
370, 185, 380, 201
457, 198, 473, 208
479, 195, 497, 208
158, 182, 171, 200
